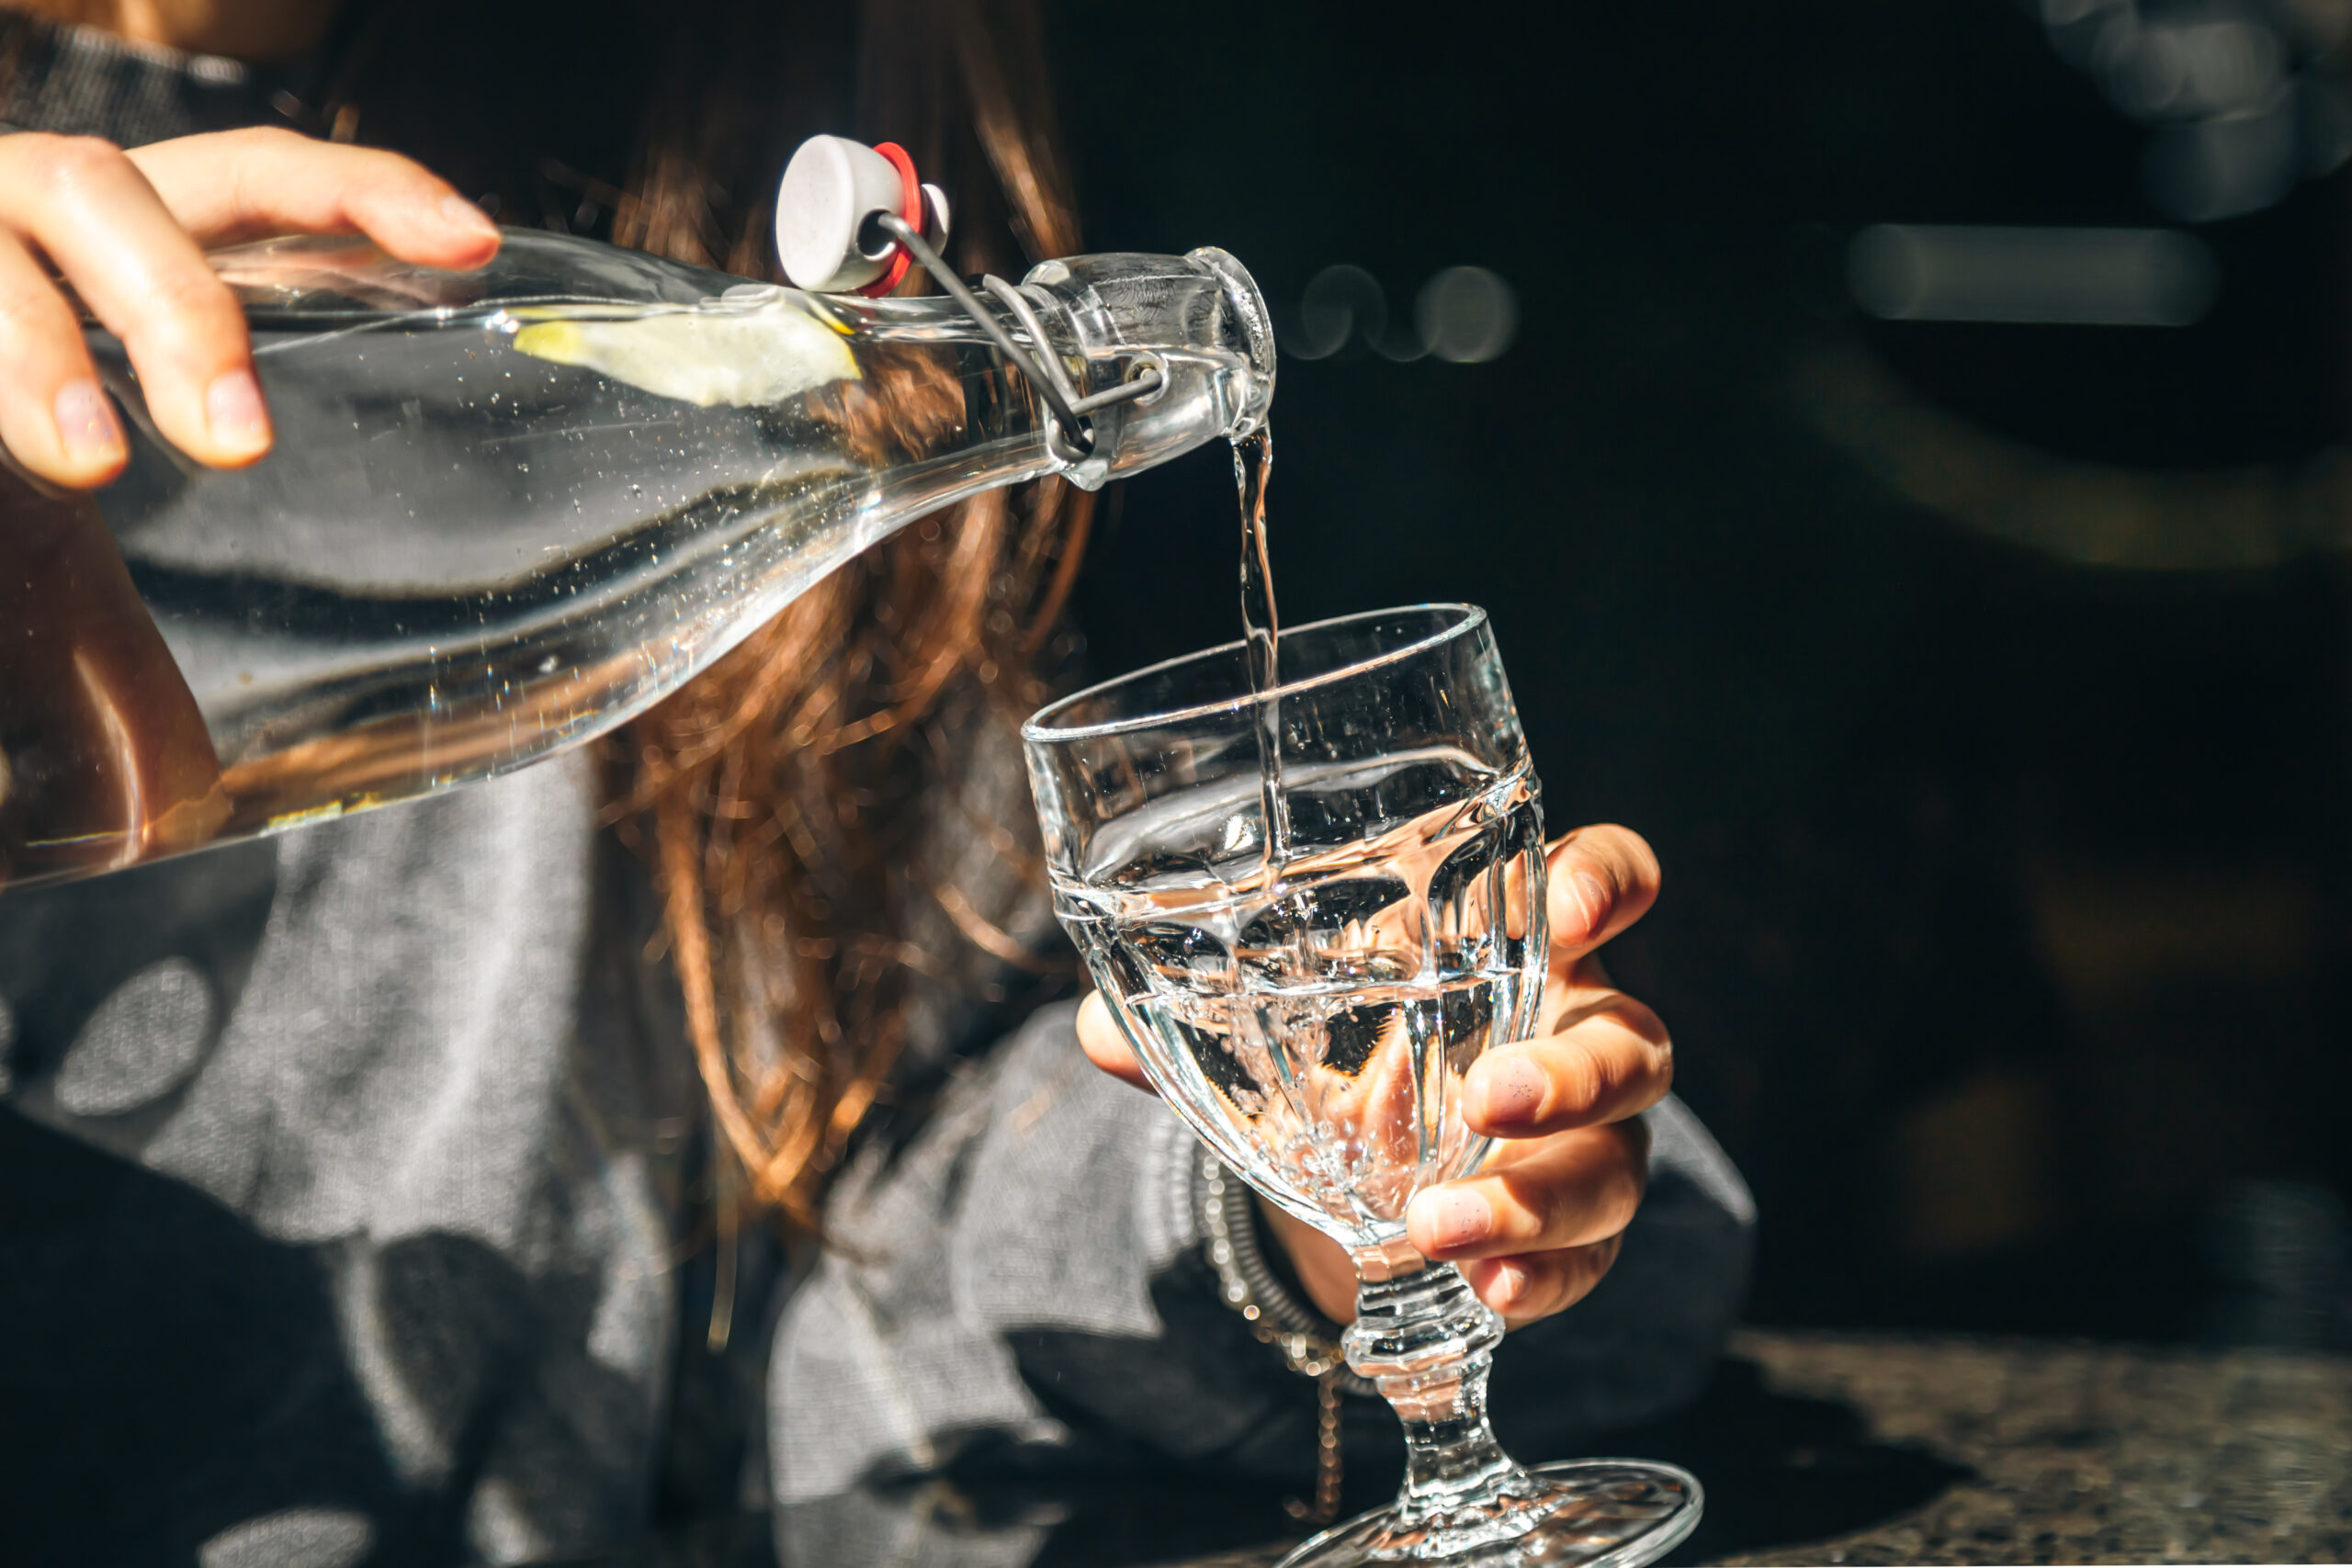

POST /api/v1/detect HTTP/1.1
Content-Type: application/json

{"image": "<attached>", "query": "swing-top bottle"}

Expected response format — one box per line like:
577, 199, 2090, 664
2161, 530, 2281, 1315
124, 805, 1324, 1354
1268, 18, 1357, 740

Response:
0, 136, 1275, 892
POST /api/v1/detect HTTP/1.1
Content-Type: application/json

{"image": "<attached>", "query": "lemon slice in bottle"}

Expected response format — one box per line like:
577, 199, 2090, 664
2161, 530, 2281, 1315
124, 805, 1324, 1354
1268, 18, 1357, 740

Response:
509, 298, 861, 408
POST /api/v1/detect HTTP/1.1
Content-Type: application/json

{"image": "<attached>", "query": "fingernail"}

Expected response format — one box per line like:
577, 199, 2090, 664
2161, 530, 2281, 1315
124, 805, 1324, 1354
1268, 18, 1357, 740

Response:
1481, 1258, 1530, 1309
1569, 871, 1611, 941
1413, 1187, 1492, 1252
53, 379, 123, 464
1475, 1053, 1548, 1127
439, 193, 498, 236
205, 370, 270, 453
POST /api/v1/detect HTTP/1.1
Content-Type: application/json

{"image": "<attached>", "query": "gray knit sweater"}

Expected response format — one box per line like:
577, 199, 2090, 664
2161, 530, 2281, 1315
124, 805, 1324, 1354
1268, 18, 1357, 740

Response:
0, 20, 1756, 1567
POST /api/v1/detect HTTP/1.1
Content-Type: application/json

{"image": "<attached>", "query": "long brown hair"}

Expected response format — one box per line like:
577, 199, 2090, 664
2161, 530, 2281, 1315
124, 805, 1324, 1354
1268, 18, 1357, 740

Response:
598, 0, 1092, 1235
3, 0, 1087, 1235
309, 0, 1094, 1235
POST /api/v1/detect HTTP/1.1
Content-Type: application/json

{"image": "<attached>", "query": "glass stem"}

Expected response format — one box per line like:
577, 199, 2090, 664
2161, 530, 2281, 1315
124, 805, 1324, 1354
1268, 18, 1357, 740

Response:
1345, 1257, 1534, 1532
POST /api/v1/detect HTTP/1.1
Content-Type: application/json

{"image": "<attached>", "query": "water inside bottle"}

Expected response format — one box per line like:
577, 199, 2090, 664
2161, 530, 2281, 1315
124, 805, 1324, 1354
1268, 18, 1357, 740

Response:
0, 270, 1044, 890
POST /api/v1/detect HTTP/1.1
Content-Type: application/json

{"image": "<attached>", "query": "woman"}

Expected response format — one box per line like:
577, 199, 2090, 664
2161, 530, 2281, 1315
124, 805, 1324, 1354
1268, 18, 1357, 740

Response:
0, 1, 1755, 1562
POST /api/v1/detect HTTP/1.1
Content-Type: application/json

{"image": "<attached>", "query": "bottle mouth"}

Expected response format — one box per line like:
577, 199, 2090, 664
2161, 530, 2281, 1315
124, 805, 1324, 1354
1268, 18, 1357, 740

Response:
1183, 246, 1277, 439
1015, 246, 1279, 484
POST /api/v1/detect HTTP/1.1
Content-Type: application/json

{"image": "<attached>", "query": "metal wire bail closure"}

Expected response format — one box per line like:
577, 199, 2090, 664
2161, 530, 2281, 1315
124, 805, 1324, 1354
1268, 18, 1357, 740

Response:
868, 209, 1163, 469
777, 135, 1167, 475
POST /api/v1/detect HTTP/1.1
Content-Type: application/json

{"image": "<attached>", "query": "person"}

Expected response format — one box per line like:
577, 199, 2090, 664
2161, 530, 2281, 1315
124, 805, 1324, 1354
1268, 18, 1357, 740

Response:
0, 1, 1756, 1562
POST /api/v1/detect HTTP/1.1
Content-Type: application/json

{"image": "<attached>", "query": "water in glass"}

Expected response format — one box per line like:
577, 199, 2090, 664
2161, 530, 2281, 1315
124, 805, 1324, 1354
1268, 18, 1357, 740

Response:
1060, 747, 1544, 1246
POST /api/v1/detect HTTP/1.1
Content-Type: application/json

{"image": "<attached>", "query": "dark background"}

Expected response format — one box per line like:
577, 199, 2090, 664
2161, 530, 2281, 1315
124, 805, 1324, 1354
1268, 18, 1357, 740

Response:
1052, 0, 2352, 1346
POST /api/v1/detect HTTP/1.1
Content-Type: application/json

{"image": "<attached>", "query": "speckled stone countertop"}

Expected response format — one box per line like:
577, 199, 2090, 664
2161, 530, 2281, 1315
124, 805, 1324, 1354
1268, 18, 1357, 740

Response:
581, 1332, 2352, 1567
1159, 1332, 2352, 1567
1703, 1331, 2352, 1565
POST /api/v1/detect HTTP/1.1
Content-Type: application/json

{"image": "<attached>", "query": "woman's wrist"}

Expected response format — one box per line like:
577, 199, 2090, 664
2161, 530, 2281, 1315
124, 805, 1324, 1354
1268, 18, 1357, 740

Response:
1196, 1148, 1351, 1358
1256, 1195, 1361, 1325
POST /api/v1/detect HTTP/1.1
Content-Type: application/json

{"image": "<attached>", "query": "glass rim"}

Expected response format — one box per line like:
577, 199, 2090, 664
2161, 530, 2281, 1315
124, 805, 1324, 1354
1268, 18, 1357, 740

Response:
1022, 603, 1487, 744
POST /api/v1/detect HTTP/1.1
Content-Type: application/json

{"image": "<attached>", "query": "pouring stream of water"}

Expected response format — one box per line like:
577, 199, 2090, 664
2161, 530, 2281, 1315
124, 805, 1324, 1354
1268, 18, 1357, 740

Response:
1236, 426, 1290, 867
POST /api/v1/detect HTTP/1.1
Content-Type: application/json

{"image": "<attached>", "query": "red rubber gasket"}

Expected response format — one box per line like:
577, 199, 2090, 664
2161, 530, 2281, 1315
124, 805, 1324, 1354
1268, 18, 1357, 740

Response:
855, 141, 925, 299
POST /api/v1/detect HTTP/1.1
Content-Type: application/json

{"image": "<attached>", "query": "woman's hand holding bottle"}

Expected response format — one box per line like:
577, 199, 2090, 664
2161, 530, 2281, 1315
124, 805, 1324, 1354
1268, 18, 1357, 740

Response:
1079, 824, 1672, 1330
0, 126, 499, 489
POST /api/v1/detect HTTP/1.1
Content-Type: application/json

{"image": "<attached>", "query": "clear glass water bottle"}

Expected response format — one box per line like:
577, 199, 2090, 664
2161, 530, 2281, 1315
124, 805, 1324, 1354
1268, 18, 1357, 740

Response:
0, 227, 1274, 892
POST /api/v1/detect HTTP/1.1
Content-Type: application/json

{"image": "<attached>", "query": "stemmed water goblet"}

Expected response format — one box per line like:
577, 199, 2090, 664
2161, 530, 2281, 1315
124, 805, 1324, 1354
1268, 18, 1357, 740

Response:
1023, 604, 1702, 1567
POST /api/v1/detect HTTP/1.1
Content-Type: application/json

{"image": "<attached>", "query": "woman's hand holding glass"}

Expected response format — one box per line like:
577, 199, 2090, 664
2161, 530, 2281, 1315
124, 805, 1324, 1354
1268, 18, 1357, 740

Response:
0, 127, 499, 489
1079, 822, 1672, 1331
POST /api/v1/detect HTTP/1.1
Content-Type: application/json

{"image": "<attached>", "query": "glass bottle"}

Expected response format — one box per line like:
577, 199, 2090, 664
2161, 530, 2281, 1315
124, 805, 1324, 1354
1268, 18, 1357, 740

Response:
0, 230, 1274, 893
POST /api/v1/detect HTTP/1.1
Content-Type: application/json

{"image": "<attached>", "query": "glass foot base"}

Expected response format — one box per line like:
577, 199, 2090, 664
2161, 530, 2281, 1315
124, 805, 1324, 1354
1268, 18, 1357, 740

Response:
1275, 1460, 1702, 1568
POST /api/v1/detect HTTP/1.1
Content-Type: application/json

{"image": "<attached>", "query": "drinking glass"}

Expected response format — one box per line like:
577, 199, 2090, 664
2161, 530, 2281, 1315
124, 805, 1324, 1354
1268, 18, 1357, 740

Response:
1023, 605, 1701, 1567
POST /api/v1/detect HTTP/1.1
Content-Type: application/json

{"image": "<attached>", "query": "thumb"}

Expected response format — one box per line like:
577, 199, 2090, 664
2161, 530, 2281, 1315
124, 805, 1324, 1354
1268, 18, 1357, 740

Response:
1077, 990, 1155, 1093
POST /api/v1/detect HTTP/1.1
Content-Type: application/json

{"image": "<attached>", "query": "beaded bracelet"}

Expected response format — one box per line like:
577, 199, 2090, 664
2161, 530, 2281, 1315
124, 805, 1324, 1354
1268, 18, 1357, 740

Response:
1196, 1145, 1369, 1525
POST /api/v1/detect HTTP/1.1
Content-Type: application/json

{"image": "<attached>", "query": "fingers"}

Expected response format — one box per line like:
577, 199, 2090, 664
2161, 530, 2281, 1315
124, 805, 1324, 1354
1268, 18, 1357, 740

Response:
0, 130, 500, 487
0, 228, 126, 486
1464, 988, 1671, 1137
0, 133, 269, 471
1406, 1119, 1648, 1264
1545, 824, 1661, 955
1076, 989, 1154, 1092
1460, 1235, 1623, 1327
1416, 1119, 1645, 1325
128, 129, 500, 269
1408, 823, 1665, 1326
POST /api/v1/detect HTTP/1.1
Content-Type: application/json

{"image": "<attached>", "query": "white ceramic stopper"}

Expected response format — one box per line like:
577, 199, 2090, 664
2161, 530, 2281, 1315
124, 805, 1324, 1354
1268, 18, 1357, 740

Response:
774, 135, 950, 294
